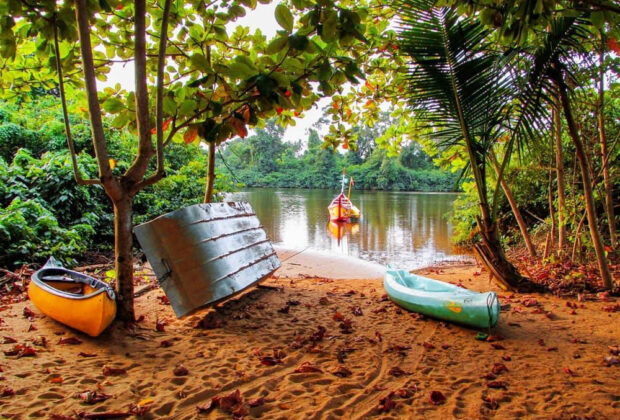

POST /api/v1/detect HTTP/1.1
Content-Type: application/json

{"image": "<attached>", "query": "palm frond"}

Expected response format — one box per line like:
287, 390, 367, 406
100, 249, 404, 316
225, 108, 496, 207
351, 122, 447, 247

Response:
396, 1, 514, 156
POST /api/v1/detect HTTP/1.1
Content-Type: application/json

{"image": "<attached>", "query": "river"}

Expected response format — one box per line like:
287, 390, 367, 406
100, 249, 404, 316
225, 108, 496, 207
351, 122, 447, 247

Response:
226, 188, 470, 271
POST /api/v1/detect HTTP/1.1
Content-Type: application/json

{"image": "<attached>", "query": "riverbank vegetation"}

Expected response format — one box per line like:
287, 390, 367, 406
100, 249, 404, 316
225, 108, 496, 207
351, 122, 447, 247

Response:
218, 116, 458, 191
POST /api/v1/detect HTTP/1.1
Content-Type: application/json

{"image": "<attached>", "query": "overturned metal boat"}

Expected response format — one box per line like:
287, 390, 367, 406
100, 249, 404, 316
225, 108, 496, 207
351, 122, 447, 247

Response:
134, 202, 280, 317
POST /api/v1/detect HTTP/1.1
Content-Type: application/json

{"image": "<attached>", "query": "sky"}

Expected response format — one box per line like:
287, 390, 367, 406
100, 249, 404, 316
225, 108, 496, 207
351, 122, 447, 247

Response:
101, 3, 327, 144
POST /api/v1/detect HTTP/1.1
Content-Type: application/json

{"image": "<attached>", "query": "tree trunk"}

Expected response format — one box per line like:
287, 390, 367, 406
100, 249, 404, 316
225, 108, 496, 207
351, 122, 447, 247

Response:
556, 77, 613, 289
554, 106, 567, 251
490, 153, 537, 258
113, 195, 135, 321
548, 155, 557, 249
204, 141, 216, 203
598, 34, 617, 247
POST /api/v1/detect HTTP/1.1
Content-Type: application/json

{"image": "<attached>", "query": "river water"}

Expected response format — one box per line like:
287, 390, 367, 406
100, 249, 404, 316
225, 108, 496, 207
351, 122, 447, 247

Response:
227, 188, 470, 271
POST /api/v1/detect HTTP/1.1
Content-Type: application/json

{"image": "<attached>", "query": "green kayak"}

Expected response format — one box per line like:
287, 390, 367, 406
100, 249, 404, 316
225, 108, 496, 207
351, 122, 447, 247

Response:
384, 267, 500, 329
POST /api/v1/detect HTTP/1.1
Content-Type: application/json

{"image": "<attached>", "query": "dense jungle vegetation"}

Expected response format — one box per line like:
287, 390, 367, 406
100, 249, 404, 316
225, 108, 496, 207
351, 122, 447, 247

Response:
218, 115, 458, 191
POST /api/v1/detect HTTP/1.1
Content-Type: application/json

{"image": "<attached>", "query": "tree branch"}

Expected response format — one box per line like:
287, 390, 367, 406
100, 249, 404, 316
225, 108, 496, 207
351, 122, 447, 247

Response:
74, 0, 121, 200
53, 16, 100, 186
132, 0, 173, 193
124, 0, 154, 184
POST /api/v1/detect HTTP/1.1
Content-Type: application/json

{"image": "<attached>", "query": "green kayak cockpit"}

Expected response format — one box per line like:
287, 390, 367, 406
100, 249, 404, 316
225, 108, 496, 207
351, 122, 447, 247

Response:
384, 267, 500, 329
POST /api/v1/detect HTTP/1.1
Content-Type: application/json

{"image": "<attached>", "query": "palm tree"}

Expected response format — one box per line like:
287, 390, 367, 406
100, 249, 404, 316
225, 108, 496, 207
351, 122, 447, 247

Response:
396, 0, 534, 290
524, 16, 613, 288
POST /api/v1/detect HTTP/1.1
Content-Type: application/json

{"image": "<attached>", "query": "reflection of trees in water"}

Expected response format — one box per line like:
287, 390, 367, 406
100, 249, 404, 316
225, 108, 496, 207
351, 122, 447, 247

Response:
228, 188, 460, 268
236, 189, 281, 242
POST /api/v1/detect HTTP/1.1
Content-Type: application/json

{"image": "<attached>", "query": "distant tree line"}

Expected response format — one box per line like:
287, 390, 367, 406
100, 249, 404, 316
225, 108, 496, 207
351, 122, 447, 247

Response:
218, 117, 458, 192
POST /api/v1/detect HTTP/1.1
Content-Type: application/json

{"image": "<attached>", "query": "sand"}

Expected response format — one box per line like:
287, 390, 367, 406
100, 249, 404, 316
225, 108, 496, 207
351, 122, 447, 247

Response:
0, 252, 618, 419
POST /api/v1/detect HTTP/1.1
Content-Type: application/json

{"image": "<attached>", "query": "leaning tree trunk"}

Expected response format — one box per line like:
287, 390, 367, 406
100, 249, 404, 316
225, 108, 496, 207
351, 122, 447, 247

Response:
598, 34, 617, 247
490, 153, 537, 258
556, 76, 613, 289
204, 141, 216, 203
554, 106, 567, 251
113, 196, 135, 321
462, 144, 528, 291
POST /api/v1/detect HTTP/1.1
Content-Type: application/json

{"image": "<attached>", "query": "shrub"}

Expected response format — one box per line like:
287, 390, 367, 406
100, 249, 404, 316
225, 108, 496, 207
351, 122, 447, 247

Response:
0, 198, 94, 267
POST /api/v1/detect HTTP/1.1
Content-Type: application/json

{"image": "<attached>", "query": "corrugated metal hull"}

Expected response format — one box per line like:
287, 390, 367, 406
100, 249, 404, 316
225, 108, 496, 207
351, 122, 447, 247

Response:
134, 202, 280, 317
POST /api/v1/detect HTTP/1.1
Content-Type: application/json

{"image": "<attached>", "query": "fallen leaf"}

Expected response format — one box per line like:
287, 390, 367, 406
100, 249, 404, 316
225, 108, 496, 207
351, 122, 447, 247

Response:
375, 331, 383, 342
609, 346, 619, 356
2, 336, 17, 344
486, 335, 504, 342
487, 381, 507, 389
23, 307, 35, 318
294, 361, 322, 373
332, 311, 345, 321
278, 305, 290, 314
173, 365, 189, 376
423, 341, 435, 349
160, 340, 173, 348
563, 367, 575, 376
310, 326, 326, 342
129, 403, 151, 416
491, 344, 505, 350
27, 324, 37, 332
603, 357, 619, 367
218, 389, 243, 412
429, 390, 446, 405
1, 386, 15, 397
491, 363, 509, 375
502, 355, 512, 361
377, 392, 395, 412
50, 376, 63, 384
78, 352, 97, 358
351, 306, 363, 316
332, 366, 352, 377
396, 386, 417, 398
78, 390, 112, 404
58, 337, 82, 345
102, 366, 127, 376
482, 395, 499, 410
155, 318, 166, 332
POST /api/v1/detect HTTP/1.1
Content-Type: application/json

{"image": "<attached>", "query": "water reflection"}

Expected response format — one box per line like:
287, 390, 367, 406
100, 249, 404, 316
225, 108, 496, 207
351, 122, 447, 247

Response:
227, 188, 469, 270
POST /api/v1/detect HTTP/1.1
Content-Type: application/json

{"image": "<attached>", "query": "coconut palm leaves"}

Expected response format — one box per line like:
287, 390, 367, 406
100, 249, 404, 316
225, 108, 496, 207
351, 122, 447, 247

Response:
396, 0, 532, 290
397, 1, 514, 199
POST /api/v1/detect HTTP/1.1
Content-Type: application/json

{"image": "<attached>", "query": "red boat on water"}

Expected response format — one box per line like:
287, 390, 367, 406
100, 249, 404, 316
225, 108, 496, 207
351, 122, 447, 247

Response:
328, 169, 360, 222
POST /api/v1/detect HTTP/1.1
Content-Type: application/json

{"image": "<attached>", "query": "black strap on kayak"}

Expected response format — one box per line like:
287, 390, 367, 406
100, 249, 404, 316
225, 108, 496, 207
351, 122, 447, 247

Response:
486, 292, 498, 334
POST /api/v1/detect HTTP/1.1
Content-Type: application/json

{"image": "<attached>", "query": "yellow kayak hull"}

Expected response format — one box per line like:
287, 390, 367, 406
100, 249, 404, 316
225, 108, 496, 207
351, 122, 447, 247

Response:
28, 265, 116, 337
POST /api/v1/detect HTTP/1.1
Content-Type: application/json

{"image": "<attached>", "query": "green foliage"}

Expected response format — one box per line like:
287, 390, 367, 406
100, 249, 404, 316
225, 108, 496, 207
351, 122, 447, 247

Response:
219, 119, 457, 191
0, 103, 234, 267
0, 197, 93, 267
0, 123, 42, 161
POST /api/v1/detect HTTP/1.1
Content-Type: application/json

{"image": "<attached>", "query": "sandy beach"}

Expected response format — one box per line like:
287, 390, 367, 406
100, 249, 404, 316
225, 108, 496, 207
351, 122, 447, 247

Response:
0, 250, 618, 419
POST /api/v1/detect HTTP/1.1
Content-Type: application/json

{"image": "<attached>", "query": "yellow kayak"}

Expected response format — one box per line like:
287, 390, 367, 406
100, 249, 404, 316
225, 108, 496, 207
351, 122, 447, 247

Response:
28, 259, 116, 337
